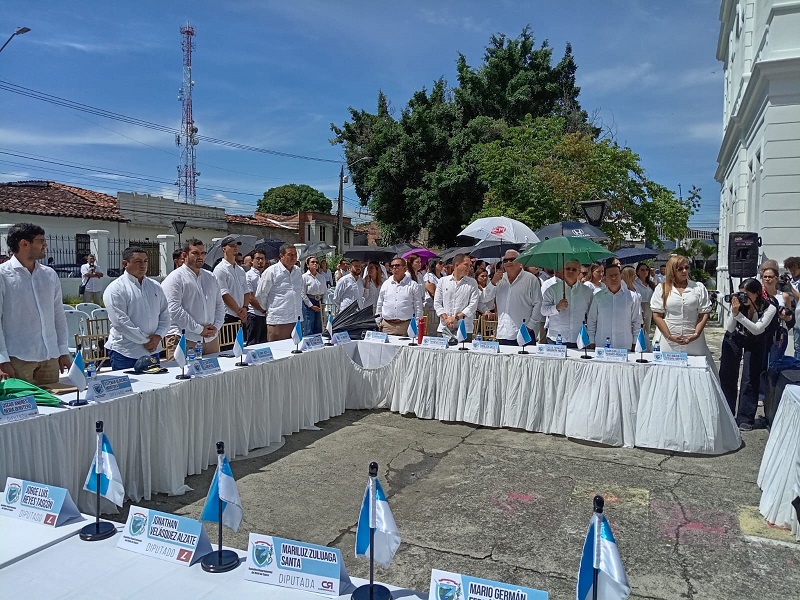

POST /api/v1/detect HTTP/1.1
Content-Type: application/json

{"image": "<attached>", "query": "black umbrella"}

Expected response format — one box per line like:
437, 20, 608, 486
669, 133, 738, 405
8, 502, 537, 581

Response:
440, 246, 473, 264
614, 247, 659, 265
385, 242, 422, 255
468, 240, 523, 259
302, 242, 335, 257
331, 300, 378, 338
253, 238, 283, 260
343, 246, 396, 263
534, 221, 607, 241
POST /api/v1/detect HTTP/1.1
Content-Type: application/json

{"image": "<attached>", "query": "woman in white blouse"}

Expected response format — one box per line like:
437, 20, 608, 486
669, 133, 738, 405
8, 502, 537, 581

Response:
650, 254, 714, 365
424, 260, 444, 328
362, 261, 383, 309
633, 262, 656, 342
584, 262, 605, 294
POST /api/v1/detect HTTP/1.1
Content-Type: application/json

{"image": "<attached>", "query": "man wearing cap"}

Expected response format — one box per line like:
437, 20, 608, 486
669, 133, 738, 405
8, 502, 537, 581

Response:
333, 258, 365, 312
162, 238, 226, 355
256, 243, 304, 341
213, 236, 250, 325
245, 247, 268, 345
376, 257, 422, 336
103, 246, 170, 371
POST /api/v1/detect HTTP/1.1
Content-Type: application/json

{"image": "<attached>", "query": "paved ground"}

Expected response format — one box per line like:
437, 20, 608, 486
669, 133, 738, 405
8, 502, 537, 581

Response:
112, 323, 800, 599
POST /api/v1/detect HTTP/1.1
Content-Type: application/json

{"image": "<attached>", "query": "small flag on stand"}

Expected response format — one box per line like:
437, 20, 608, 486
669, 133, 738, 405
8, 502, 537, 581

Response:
355, 471, 401, 568
577, 323, 590, 350
83, 431, 125, 507
635, 326, 648, 354
68, 352, 86, 391
457, 318, 469, 351
407, 317, 419, 346
174, 333, 188, 368
233, 327, 247, 366
516, 320, 532, 353
201, 450, 243, 533
327, 313, 334, 338
292, 318, 303, 345
576, 495, 631, 600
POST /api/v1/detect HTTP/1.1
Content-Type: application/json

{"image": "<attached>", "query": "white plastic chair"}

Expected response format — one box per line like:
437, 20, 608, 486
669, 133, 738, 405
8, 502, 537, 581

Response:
63, 304, 77, 312
91, 308, 108, 321
65, 310, 88, 355
75, 302, 101, 316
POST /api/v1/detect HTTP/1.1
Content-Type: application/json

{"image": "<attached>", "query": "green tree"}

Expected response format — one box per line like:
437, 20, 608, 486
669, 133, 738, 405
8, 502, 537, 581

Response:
258, 184, 331, 215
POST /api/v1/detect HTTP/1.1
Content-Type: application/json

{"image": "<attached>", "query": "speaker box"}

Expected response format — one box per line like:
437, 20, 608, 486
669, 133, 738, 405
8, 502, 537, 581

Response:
728, 231, 760, 278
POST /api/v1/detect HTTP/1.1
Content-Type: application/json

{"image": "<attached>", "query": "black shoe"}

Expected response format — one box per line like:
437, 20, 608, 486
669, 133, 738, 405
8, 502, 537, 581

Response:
738, 422, 754, 432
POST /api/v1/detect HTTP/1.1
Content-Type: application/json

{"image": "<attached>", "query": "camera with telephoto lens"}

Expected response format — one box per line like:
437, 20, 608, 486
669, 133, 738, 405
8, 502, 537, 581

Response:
724, 291, 749, 305
779, 306, 793, 318
780, 272, 791, 284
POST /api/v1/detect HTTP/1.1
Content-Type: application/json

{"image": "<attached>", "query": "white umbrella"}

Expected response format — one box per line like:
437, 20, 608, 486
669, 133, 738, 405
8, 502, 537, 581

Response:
459, 217, 540, 244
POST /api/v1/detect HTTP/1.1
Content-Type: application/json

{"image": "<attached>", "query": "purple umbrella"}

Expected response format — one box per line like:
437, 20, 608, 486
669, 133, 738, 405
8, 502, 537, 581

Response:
402, 248, 438, 266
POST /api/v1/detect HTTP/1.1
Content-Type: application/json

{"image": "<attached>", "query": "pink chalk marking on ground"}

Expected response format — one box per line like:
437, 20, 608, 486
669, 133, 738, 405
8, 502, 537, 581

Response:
491, 492, 539, 515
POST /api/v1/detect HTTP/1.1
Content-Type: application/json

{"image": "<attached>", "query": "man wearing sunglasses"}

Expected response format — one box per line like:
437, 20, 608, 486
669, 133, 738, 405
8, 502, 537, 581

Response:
376, 257, 422, 336
540, 259, 593, 347
483, 250, 542, 345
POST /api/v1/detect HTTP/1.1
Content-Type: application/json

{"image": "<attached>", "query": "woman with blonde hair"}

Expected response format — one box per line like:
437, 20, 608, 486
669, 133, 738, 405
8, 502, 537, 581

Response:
362, 260, 384, 309
650, 254, 715, 366
584, 262, 605, 294
634, 262, 656, 340
621, 266, 637, 292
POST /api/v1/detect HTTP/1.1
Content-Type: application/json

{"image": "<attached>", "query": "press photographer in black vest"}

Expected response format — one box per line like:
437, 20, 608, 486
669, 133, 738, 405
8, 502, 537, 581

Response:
719, 278, 777, 431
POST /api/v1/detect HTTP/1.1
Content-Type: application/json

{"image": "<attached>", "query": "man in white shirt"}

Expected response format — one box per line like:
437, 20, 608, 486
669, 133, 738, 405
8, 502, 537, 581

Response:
245, 248, 268, 345
161, 238, 226, 355
256, 244, 304, 341
376, 257, 422, 336
654, 264, 667, 285
213, 236, 250, 325
0, 223, 70, 385
540, 259, 594, 347
334, 259, 348, 283
587, 262, 643, 350
302, 256, 328, 335
483, 250, 542, 345
80, 253, 104, 304
103, 246, 170, 371
333, 259, 365, 312
434, 253, 479, 340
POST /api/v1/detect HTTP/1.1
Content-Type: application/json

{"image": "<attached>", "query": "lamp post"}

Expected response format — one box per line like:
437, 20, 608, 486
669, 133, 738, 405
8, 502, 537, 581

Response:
578, 198, 609, 227
171, 218, 187, 249
336, 156, 371, 254
0, 27, 31, 54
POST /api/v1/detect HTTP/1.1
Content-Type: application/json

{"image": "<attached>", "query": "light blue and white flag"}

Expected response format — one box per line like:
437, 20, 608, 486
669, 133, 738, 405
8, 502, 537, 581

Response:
201, 452, 243, 532
576, 512, 630, 600
68, 352, 86, 390
635, 326, 648, 354
577, 323, 591, 350
516, 321, 532, 347
407, 317, 418, 339
456, 318, 468, 343
84, 432, 125, 506
233, 327, 245, 358
174, 333, 188, 368
327, 313, 334, 338
355, 476, 401, 568
291, 318, 304, 346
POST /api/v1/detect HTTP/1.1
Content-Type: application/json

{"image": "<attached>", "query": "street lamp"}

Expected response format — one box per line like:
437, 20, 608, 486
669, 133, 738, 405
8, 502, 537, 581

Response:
578, 198, 609, 227
171, 218, 187, 249
0, 27, 31, 54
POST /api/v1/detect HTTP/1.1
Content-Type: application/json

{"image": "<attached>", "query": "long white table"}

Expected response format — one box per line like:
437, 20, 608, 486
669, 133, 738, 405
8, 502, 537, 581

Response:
0, 508, 93, 569
0, 336, 740, 515
758, 385, 800, 541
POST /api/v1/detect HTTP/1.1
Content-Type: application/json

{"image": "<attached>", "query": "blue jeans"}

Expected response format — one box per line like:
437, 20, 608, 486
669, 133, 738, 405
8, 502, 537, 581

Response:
302, 299, 322, 335
109, 350, 157, 371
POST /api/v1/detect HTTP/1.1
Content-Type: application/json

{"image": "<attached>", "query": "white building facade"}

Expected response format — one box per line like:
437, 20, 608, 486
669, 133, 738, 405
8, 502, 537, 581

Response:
716, 0, 800, 303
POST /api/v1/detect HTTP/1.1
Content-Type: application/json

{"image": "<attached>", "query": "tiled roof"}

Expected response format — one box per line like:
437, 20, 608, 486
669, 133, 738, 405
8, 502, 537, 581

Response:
225, 212, 298, 229
0, 181, 127, 222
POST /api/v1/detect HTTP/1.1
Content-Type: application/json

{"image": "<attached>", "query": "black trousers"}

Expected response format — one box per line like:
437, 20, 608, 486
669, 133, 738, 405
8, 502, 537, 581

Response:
719, 331, 766, 426
246, 313, 267, 345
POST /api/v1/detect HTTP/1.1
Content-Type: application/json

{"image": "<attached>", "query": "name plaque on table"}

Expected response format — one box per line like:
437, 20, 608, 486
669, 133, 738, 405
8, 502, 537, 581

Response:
88, 375, 133, 402
331, 331, 352, 346
1, 477, 82, 527
535, 344, 567, 358
595, 348, 629, 363
245, 532, 347, 596
471, 340, 500, 354
118, 506, 211, 566
301, 334, 325, 351
0, 394, 39, 424
429, 568, 549, 600
247, 347, 274, 364
422, 336, 449, 350
364, 331, 388, 343
653, 351, 689, 367
189, 357, 222, 377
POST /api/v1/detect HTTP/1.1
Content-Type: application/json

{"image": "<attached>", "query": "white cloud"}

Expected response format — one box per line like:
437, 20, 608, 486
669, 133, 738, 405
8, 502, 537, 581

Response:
687, 121, 722, 142
0, 126, 173, 149
418, 8, 490, 33
579, 62, 658, 94
0, 170, 31, 180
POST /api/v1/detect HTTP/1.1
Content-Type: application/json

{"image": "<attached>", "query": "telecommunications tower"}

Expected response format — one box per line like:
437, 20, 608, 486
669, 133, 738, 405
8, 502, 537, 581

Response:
176, 22, 199, 204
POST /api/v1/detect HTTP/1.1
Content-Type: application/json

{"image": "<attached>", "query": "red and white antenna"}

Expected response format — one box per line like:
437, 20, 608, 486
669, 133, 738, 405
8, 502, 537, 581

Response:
176, 22, 199, 204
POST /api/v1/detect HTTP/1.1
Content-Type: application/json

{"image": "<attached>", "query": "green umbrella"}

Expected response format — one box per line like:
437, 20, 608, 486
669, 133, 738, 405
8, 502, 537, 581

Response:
514, 236, 614, 270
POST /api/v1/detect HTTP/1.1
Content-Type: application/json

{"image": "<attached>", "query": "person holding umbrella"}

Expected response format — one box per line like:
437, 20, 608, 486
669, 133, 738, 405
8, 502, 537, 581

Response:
540, 259, 593, 347
483, 249, 542, 345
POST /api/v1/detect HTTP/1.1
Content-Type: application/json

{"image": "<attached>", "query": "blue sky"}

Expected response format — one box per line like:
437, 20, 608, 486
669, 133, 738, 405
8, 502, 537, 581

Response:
1, 1, 722, 229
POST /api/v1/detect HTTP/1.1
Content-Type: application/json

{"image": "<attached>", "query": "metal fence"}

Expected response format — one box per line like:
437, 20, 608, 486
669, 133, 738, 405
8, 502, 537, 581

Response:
41, 234, 90, 277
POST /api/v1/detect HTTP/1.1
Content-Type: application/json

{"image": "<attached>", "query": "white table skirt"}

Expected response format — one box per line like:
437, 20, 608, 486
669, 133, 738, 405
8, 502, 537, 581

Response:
758, 385, 800, 540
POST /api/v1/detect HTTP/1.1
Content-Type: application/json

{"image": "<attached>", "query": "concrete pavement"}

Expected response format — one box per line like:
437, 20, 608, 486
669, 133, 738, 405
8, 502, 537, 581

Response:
112, 323, 799, 599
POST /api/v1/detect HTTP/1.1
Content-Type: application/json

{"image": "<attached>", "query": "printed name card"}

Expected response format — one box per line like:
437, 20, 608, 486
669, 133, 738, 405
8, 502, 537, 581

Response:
331, 331, 352, 346
118, 506, 211, 566
0, 394, 39, 424
88, 375, 133, 402
471, 340, 500, 354
189, 357, 222, 377
245, 533, 347, 596
301, 334, 325, 351
364, 331, 388, 343
653, 351, 689, 367
595, 347, 629, 363
1, 477, 82, 527
247, 347, 274, 364
535, 344, 567, 358
422, 336, 449, 349
429, 568, 548, 600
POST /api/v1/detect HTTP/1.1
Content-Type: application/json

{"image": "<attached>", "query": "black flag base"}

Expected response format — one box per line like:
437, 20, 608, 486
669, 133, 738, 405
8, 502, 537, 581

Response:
580, 348, 593, 360
79, 520, 116, 541
201, 548, 240, 573
636, 357, 650, 364
351, 583, 392, 600
408, 341, 418, 346
291, 349, 303, 354
235, 360, 248, 367
518, 345, 529, 355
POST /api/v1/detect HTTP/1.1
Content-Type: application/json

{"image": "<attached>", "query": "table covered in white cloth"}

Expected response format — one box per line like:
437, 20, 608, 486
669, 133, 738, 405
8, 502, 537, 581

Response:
758, 385, 800, 541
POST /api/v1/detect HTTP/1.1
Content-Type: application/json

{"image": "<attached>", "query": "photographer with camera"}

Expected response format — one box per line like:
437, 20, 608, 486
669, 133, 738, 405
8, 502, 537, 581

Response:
761, 267, 795, 362
719, 278, 777, 431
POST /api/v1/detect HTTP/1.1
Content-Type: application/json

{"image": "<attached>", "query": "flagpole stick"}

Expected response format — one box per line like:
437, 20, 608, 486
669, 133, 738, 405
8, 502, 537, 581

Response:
176, 329, 191, 379
80, 420, 116, 541
201, 441, 240, 573
636, 325, 650, 363
352, 461, 392, 600
592, 495, 604, 600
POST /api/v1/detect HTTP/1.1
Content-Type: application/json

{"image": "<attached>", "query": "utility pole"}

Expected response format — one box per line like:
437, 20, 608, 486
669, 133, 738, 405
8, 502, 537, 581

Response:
336, 165, 345, 254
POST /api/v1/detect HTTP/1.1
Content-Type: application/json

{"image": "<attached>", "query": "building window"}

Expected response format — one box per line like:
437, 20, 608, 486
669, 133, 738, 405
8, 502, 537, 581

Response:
306, 224, 312, 241
344, 229, 350, 244
319, 225, 326, 242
